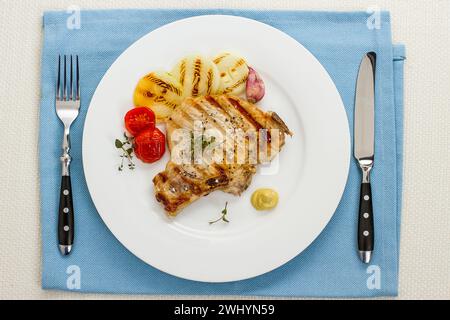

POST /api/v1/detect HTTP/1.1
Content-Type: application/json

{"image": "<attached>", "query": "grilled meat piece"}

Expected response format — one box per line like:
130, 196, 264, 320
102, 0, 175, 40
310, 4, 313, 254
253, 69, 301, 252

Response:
153, 95, 292, 216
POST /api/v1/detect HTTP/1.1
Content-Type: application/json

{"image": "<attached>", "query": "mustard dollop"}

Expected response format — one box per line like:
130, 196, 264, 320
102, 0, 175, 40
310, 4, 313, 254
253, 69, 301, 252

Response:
251, 188, 279, 211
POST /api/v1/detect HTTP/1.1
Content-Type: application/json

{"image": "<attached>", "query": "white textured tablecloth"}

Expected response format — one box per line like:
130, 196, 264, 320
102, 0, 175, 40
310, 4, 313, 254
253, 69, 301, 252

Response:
0, 0, 449, 300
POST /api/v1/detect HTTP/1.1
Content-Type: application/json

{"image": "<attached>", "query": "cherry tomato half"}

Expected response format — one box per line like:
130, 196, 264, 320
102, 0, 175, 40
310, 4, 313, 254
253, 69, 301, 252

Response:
134, 128, 166, 163
124, 107, 155, 136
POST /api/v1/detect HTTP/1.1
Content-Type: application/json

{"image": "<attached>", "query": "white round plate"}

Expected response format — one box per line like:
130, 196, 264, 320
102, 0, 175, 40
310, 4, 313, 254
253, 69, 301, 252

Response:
83, 15, 350, 282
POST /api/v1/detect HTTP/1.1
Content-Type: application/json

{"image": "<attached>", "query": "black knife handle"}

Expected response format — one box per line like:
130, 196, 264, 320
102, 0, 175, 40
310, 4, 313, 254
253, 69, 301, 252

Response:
58, 175, 74, 254
358, 182, 374, 255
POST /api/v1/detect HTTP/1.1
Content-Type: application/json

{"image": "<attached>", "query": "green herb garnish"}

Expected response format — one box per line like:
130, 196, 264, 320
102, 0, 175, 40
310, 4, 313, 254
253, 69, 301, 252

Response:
209, 202, 230, 225
202, 136, 216, 150
115, 132, 135, 171
190, 132, 216, 161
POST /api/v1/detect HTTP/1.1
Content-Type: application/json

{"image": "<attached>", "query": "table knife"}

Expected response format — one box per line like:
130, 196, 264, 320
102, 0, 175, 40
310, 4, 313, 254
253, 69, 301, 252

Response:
354, 52, 376, 264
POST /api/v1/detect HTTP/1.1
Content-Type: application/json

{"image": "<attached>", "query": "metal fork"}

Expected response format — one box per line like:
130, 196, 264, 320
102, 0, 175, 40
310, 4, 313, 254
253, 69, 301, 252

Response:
56, 55, 80, 256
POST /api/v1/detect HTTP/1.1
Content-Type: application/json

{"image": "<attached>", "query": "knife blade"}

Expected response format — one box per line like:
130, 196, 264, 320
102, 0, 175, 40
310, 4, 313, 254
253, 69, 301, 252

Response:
354, 52, 376, 264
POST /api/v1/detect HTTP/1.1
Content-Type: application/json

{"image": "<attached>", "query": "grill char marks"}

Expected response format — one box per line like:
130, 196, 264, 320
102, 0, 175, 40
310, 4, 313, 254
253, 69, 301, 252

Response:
191, 58, 202, 96
213, 53, 228, 65
179, 60, 186, 86
227, 96, 263, 132
222, 76, 248, 94
206, 69, 214, 94
153, 95, 292, 216
145, 73, 182, 96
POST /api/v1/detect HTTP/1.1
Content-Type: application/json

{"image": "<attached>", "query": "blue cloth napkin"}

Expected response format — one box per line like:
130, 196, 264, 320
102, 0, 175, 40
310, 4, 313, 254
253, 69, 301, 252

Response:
40, 9, 405, 297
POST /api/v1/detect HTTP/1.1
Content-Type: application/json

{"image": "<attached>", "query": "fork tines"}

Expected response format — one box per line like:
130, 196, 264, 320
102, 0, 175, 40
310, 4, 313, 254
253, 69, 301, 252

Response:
56, 55, 80, 102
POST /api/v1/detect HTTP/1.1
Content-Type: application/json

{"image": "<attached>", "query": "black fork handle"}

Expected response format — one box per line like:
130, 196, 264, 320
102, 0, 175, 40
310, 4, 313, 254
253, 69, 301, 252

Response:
58, 175, 74, 255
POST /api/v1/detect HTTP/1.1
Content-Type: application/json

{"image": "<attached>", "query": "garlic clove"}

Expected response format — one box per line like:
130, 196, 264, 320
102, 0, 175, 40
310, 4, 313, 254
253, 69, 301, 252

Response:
246, 67, 266, 103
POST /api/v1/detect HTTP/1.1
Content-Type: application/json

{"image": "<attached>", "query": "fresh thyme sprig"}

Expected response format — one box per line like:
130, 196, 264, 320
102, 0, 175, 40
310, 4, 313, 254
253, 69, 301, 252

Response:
115, 132, 135, 171
209, 202, 230, 225
190, 132, 217, 161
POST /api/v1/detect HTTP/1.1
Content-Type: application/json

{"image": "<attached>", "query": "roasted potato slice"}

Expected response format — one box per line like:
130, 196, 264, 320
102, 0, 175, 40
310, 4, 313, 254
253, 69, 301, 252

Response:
213, 52, 249, 95
133, 71, 183, 122
171, 55, 221, 98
